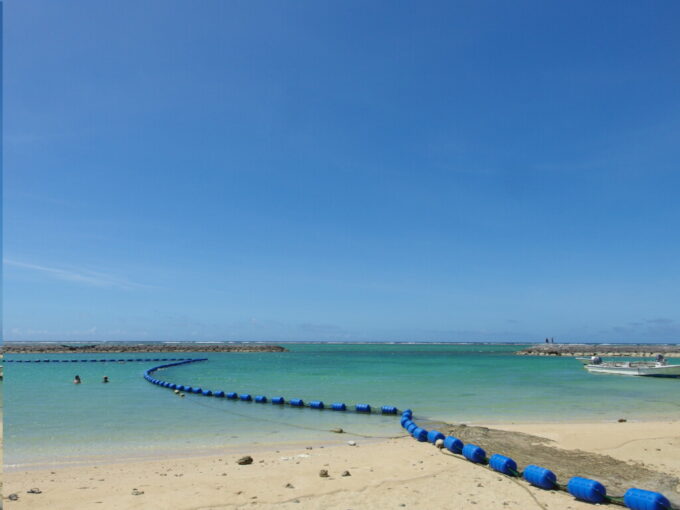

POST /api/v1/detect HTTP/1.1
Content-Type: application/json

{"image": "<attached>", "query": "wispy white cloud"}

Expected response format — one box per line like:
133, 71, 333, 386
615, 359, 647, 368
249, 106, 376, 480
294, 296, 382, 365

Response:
3, 259, 151, 290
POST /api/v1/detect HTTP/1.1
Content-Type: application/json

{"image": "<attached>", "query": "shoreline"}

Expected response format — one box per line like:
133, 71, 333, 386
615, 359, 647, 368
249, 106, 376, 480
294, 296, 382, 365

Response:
5, 419, 679, 509
7, 413, 678, 473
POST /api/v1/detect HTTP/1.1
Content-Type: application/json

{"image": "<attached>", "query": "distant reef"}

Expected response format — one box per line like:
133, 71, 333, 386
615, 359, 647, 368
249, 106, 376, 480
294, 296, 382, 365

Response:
1, 342, 288, 354
517, 344, 680, 357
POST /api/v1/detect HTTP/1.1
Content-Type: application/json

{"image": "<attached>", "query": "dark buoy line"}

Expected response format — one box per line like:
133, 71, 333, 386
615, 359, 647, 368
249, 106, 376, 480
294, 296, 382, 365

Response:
145, 359, 674, 509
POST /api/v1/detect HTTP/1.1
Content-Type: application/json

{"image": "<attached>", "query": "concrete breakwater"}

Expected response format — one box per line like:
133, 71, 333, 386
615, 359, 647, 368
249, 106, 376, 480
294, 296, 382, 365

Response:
2, 342, 288, 354
517, 344, 680, 358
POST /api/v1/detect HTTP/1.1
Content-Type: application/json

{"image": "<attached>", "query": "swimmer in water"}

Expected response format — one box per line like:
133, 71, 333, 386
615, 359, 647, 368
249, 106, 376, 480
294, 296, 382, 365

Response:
102, 376, 109, 383
74, 375, 81, 384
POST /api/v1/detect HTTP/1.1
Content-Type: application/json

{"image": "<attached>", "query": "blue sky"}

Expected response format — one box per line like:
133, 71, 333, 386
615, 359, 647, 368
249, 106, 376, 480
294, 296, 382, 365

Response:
4, 1, 680, 343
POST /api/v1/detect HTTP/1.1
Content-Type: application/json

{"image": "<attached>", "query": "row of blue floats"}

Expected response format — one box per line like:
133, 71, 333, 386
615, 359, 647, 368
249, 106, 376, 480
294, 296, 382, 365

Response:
400, 410, 671, 510
143, 359, 672, 510
5, 358, 193, 363
144, 360, 399, 415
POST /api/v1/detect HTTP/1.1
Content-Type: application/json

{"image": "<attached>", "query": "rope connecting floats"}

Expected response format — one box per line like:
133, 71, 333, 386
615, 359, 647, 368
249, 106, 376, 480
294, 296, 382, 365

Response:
144, 359, 399, 415
400, 411, 674, 510
4, 358, 195, 363
145, 359, 673, 510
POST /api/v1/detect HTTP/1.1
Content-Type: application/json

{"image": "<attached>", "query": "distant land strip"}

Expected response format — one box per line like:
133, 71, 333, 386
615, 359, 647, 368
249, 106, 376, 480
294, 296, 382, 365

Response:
1, 342, 288, 354
517, 344, 680, 357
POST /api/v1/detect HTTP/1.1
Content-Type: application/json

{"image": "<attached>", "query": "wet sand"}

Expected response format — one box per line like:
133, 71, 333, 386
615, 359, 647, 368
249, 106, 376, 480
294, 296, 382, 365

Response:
4, 420, 678, 509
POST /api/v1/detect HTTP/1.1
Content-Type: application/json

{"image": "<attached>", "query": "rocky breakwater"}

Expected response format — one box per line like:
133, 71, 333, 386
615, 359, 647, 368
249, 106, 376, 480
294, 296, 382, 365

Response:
2, 342, 288, 354
516, 343, 680, 358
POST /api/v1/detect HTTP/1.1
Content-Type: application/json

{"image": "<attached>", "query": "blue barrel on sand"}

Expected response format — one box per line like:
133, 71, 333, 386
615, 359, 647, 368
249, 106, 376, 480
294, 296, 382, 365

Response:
523, 465, 557, 490
567, 477, 607, 504
444, 436, 464, 454
623, 488, 671, 510
411, 427, 428, 442
489, 454, 517, 475
427, 430, 445, 444
462, 444, 486, 463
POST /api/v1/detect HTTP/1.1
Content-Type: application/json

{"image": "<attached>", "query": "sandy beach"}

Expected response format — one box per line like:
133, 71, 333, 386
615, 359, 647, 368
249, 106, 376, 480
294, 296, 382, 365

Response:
4, 420, 679, 510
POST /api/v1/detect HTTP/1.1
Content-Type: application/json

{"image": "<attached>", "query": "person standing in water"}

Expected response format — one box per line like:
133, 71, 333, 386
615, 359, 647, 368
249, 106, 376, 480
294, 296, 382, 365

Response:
73, 375, 81, 384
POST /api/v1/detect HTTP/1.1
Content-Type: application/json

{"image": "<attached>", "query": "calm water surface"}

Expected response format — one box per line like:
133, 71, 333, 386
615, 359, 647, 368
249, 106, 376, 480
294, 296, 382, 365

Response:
5, 343, 680, 468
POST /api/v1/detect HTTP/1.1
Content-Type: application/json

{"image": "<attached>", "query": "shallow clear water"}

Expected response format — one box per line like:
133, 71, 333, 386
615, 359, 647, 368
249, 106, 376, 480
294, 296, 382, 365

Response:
5, 343, 680, 467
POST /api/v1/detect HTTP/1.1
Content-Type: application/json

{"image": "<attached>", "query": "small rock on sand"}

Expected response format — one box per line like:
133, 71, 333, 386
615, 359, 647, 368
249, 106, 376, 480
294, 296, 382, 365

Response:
319, 469, 329, 478
27, 488, 42, 494
237, 456, 254, 465
8, 493, 19, 501
285, 483, 294, 488
331, 428, 344, 434
131, 489, 144, 496
341, 470, 351, 477
618, 418, 627, 423
347, 440, 356, 446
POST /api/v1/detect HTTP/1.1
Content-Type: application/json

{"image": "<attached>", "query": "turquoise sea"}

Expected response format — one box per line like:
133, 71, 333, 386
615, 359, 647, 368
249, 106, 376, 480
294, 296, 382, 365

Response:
5, 343, 680, 469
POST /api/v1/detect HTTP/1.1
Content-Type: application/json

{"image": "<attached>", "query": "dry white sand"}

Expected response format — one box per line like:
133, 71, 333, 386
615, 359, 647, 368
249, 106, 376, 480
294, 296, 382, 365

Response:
4, 420, 679, 510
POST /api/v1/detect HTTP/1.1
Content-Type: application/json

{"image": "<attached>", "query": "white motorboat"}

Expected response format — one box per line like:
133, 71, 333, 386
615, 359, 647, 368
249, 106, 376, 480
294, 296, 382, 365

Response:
584, 360, 680, 377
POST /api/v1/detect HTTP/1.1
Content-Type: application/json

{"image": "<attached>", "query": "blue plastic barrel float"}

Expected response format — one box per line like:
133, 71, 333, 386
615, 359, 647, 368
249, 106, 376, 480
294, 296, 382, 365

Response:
310, 400, 324, 409
427, 430, 445, 444
290, 398, 304, 407
202, 389, 213, 396
402, 409, 413, 419
355, 404, 371, 413
272, 397, 285, 405
411, 427, 428, 442
443, 436, 464, 454
331, 403, 346, 411
255, 395, 268, 403
462, 444, 486, 464
567, 477, 606, 504
623, 488, 672, 510
214, 390, 225, 398
523, 465, 557, 490
240, 394, 252, 401
226, 392, 238, 399
381, 406, 398, 415
489, 454, 517, 476
407, 423, 419, 434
